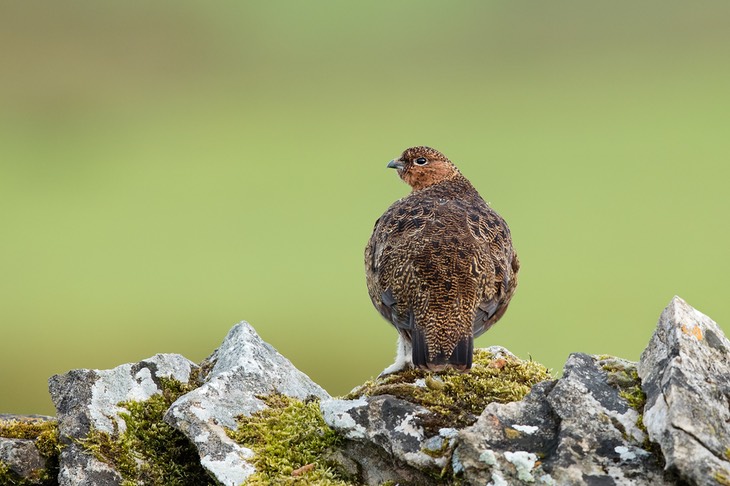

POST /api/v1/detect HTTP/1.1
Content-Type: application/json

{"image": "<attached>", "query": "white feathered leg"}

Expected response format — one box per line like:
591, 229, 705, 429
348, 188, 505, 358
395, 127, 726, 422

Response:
378, 334, 413, 377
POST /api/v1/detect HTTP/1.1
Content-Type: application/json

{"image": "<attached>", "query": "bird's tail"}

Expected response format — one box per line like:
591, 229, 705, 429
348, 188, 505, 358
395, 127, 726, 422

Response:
412, 326, 473, 372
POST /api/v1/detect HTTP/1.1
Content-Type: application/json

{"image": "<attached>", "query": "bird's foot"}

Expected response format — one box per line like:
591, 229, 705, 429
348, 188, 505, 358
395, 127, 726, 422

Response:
377, 361, 413, 378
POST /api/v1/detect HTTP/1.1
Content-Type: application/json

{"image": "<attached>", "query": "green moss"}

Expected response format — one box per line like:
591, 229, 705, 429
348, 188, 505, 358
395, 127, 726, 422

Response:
715, 471, 730, 486
346, 349, 552, 431
599, 357, 646, 412
78, 374, 216, 486
226, 394, 354, 485
0, 417, 61, 485
596, 356, 668, 467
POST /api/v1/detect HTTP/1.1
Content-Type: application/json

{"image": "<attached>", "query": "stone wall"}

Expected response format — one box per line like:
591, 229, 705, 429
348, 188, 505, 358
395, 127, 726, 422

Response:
1, 296, 728, 485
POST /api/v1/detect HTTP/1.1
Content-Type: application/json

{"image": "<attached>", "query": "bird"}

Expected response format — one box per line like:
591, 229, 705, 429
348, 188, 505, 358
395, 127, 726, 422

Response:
365, 146, 519, 375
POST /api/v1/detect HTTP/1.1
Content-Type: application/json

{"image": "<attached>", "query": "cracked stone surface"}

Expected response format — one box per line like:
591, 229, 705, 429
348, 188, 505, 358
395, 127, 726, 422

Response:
6, 297, 728, 485
48, 353, 198, 486
321, 394, 452, 485
323, 350, 675, 485
638, 296, 730, 486
455, 354, 672, 486
164, 321, 330, 486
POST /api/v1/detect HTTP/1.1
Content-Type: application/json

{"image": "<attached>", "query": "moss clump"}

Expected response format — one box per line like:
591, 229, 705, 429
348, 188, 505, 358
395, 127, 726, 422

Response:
596, 356, 669, 467
78, 375, 216, 486
715, 471, 730, 486
226, 394, 353, 485
347, 349, 552, 431
599, 357, 647, 419
0, 417, 61, 459
598, 357, 647, 420
0, 416, 61, 485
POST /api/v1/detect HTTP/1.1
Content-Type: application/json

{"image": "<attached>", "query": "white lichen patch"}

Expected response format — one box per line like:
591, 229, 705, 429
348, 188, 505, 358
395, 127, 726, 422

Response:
422, 435, 445, 452
145, 354, 195, 383
403, 449, 444, 469
200, 450, 255, 486
439, 427, 459, 439
319, 398, 368, 439
489, 470, 509, 486
451, 448, 465, 474
193, 430, 209, 444
504, 450, 538, 482
615, 445, 649, 462
512, 424, 539, 435
479, 449, 498, 466
87, 354, 197, 435
394, 412, 424, 439
538, 473, 557, 485
414, 378, 427, 388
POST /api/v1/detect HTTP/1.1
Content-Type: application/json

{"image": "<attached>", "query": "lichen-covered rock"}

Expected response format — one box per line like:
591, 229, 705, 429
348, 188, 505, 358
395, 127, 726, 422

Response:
322, 346, 552, 485
0, 297, 716, 485
638, 296, 730, 485
164, 321, 330, 486
0, 414, 58, 485
454, 380, 560, 485
48, 353, 199, 486
454, 353, 671, 485
321, 395, 447, 485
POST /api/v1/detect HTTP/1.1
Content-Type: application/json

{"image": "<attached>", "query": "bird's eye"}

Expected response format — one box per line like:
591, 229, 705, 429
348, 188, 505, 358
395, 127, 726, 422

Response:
414, 157, 428, 165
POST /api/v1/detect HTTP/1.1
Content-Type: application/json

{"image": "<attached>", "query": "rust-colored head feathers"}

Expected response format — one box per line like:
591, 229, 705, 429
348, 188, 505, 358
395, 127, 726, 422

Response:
366, 146, 519, 375
388, 146, 461, 191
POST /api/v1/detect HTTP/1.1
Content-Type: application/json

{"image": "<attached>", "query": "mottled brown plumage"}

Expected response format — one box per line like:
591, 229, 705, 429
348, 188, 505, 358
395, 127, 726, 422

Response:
365, 146, 519, 374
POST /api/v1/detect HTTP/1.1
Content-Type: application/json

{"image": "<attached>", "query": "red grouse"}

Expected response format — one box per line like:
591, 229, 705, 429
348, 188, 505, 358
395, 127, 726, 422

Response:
365, 146, 519, 374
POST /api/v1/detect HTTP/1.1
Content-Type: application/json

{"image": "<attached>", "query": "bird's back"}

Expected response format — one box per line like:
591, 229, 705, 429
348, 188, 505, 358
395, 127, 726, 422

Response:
366, 174, 519, 370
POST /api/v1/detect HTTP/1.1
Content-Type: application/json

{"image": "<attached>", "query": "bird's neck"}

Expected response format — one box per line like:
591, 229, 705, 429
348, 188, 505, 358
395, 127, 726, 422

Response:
410, 172, 471, 194
408, 170, 463, 192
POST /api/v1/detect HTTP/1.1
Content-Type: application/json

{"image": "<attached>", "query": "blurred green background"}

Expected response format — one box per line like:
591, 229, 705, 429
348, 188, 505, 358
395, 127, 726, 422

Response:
1, 2, 729, 415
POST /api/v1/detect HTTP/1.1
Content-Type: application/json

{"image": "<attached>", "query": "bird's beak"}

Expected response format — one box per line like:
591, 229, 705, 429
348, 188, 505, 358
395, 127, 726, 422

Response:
387, 159, 405, 170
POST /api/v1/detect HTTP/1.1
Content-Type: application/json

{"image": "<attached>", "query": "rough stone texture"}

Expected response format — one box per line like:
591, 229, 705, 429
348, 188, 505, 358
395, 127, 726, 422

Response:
0, 414, 56, 484
328, 351, 671, 485
0, 438, 47, 480
1, 297, 724, 485
164, 321, 330, 486
321, 395, 451, 485
48, 353, 198, 486
638, 296, 730, 486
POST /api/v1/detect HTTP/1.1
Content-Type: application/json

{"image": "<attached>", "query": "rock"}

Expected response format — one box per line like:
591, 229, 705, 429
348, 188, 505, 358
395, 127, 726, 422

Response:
638, 296, 730, 485
455, 353, 671, 485
164, 321, 330, 486
321, 346, 552, 485
321, 395, 447, 485
324, 348, 672, 485
0, 414, 57, 484
0, 297, 717, 485
48, 353, 199, 486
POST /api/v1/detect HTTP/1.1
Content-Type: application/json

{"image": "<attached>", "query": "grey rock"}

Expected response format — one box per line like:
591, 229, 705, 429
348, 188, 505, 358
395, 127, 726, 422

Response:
0, 438, 48, 481
638, 296, 730, 485
48, 353, 198, 486
455, 354, 670, 485
164, 321, 330, 486
454, 380, 560, 485
0, 415, 57, 484
323, 347, 672, 485
321, 395, 448, 485
0, 297, 717, 485
320, 346, 534, 485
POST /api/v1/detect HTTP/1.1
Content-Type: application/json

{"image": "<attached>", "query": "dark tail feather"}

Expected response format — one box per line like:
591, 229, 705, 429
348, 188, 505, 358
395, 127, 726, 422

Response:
447, 336, 473, 371
411, 325, 429, 369
411, 327, 473, 371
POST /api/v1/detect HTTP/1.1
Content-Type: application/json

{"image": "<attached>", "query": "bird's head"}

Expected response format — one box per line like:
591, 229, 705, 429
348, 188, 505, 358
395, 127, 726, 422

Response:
388, 146, 460, 191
